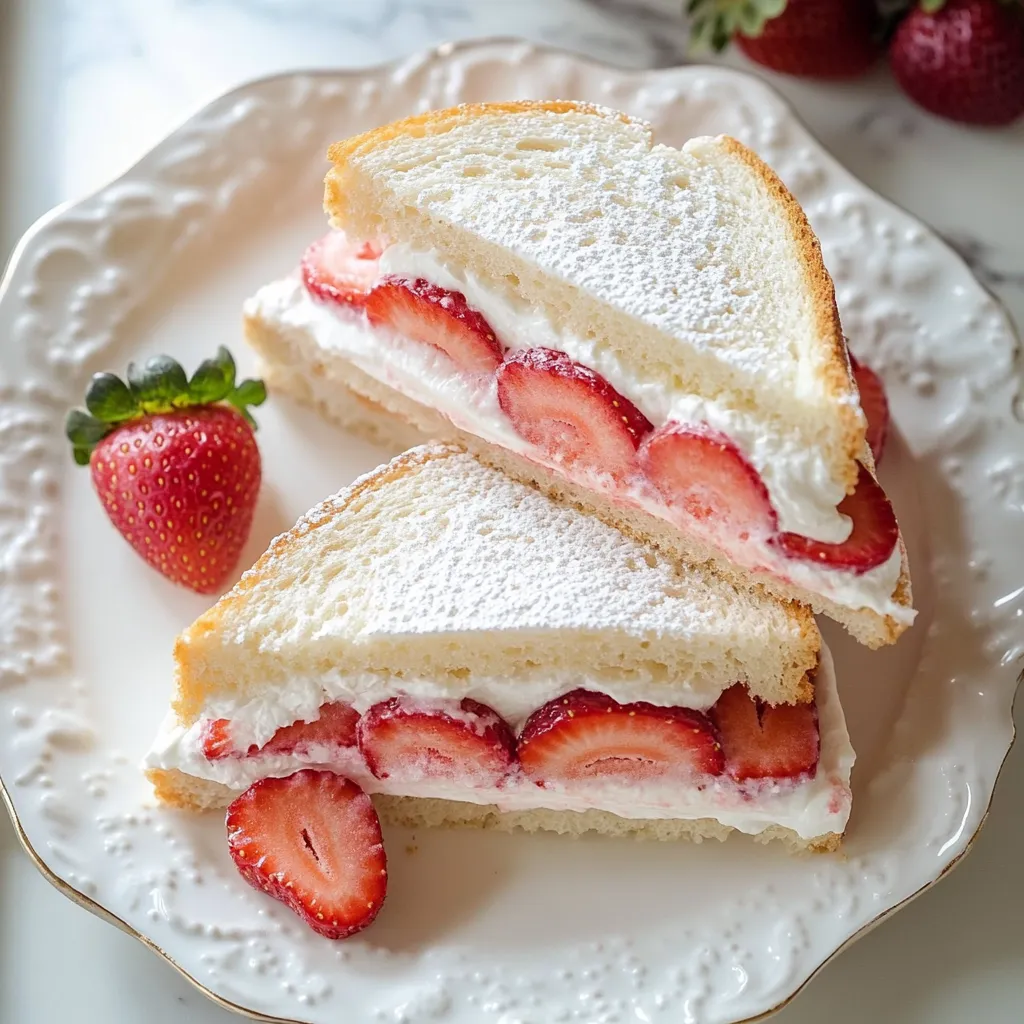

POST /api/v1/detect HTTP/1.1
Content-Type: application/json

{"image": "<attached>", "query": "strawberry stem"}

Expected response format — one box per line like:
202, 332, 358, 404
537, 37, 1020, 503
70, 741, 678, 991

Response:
687, 0, 788, 51
65, 346, 267, 463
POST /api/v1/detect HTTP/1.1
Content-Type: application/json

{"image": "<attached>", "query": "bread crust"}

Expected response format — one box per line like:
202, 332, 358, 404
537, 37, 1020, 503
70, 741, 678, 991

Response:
716, 136, 863, 495
145, 766, 841, 853
326, 99, 635, 200
325, 102, 864, 496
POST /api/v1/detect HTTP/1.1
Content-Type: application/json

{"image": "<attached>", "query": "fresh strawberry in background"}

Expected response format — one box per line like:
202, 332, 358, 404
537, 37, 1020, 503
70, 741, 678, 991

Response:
889, 0, 1024, 126
688, 0, 883, 78
65, 346, 266, 594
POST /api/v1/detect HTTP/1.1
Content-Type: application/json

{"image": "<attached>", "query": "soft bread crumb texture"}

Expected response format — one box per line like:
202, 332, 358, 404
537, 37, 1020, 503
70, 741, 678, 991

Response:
246, 312, 911, 648
324, 100, 865, 496
145, 767, 840, 853
172, 441, 820, 724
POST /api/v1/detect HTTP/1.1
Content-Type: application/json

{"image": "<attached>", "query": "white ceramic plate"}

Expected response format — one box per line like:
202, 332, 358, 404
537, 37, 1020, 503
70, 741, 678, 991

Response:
0, 39, 1020, 1024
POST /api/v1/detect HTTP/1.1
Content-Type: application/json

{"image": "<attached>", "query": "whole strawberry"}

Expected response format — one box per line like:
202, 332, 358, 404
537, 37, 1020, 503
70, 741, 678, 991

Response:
689, 0, 882, 78
890, 0, 1024, 125
66, 347, 266, 594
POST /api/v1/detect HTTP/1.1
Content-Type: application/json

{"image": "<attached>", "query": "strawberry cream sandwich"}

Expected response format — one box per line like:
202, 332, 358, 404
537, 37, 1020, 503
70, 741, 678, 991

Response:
244, 101, 914, 648
146, 445, 854, 864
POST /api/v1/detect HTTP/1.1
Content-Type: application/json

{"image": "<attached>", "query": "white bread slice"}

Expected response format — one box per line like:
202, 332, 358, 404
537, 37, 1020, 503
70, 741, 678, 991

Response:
244, 311, 911, 648
324, 101, 864, 498
145, 446, 846, 851
309, 101, 912, 645
148, 771, 841, 854
166, 443, 818, 729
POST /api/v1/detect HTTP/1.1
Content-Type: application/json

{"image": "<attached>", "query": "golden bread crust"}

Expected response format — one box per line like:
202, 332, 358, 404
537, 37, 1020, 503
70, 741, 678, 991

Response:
145, 766, 841, 852
717, 136, 864, 496
324, 101, 637, 232
325, 99, 632, 193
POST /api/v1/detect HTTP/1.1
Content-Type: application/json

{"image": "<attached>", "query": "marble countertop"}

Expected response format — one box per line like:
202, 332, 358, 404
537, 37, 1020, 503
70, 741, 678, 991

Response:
1, 1, 1021, 1022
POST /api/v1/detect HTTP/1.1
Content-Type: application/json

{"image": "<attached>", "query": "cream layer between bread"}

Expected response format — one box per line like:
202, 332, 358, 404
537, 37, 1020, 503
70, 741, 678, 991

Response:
144, 647, 854, 841
245, 272, 907, 623
379, 244, 851, 543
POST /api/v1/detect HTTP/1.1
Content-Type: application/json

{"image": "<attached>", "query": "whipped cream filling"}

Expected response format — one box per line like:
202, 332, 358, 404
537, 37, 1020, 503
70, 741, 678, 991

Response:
246, 275, 909, 622
380, 244, 851, 544
145, 647, 853, 841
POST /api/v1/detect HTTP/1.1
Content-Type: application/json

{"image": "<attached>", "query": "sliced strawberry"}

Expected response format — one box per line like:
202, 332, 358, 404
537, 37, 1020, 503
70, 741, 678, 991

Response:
202, 718, 235, 760
357, 696, 516, 785
226, 770, 386, 940
708, 684, 819, 782
849, 354, 889, 464
518, 689, 724, 785
301, 231, 380, 308
364, 276, 503, 373
496, 348, 653, 480
640, 424, 778, 543
774, 462, 898, 572
202, 701, 358, 762
260, 701, 359, 757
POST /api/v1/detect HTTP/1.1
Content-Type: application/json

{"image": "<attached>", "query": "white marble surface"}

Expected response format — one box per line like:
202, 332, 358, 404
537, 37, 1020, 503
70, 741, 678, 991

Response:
1, 1, 1022, 1022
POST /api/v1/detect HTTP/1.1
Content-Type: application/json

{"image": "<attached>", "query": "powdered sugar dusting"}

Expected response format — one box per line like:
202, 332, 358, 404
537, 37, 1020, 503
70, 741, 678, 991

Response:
350, 112, 828, 398
241, 444, 806, 647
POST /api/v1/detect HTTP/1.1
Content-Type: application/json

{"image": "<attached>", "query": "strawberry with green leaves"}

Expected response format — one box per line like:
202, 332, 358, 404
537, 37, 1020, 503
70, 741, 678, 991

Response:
688, 0, 882, 78
66, 347, 266, 594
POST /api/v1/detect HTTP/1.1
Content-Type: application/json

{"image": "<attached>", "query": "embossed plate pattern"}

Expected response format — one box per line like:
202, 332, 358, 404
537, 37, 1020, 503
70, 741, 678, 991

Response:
0, 40, 1020, 1024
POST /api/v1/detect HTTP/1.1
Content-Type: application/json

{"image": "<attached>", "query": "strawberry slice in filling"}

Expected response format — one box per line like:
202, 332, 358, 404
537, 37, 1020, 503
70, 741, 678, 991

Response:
518, 689, 724, 786
496, 347, 653, 481
774, 463, 898, 572
639, 423, 778, 544
202, 700, 358, 761
708, 684, 820, 782
357, 696, 516, 786
849, 354, 889, 464
301, 231, 381, 308
365, 276, 504, 374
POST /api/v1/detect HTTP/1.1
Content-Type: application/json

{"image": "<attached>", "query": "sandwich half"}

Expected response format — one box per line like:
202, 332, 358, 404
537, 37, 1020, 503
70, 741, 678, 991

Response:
244, 100, 913, 648
146, 444, 854, 852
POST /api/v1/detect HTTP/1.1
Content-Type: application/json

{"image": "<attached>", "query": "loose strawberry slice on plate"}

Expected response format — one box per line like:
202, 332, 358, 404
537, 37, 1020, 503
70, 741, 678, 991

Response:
226, 770, 387, 940
849, 354, 889, 464
357, 696, 516, 785
774, 462, 898, 572
301, 231, 380, 308
202, 701, 359, 761
708, 684, 819, 781
496, 348, 653, 480
640, 424, 778, 542
364, 276, 503, 373
518, 689, 724, 785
